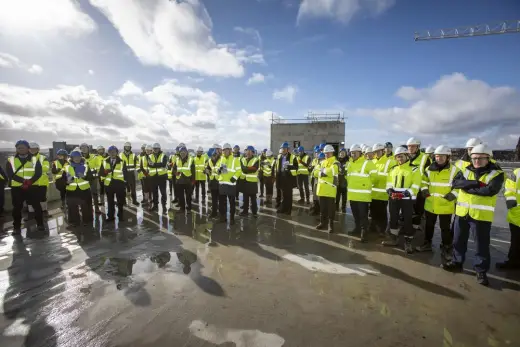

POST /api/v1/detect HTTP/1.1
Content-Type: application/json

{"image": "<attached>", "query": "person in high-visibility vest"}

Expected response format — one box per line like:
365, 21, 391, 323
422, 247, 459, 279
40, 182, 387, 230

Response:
370, 143, 395, 236
385, 142, 393, 158
382, 146, 422, 253
168, 147, 179, 204
455, 138, 482, 170
275, 142, 298, 215
138, 145, 154, 206
172, 146, 195, 214
309, 145, 321, 216
137, 144, 147, 203
205, 148, 220, 218
148, 142, 169, 213
52, 149, 69, 207
65, 150, 95, 227
6, 140, 45, 234
99, 145, 128, 222
417, 145, 460, 263
316, 145, 339, 233
233, 145, 242, 204
260, 150, 275, 204
28, 142, 51, 218
296, 146, 311, 204
443, 144, 504, 286
336, 148, 349, 213
406, 137, 432, 232
0, 165, 6, 218
239, 145, 260, 217
80, 143, 102, 213
217, 143, 242, 225
258, 149, 267, 198
120, 141, 139, 206
498, 167, 520, 270
194, 146, 207, 202
346, 144, 377, 242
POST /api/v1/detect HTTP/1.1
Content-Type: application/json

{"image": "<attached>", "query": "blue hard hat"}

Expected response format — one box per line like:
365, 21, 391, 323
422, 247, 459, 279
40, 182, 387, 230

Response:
340, 148, 346, 152
15, 140, 30, 148
207, 148, 215, 157
179, 146, 187, 152
319, 143, 326, 150
233, 145, 240, 149
70, 150, 82, 157
263, 148, 267, 152
107, 145, 118, 153
318, 153, 325, 160
280, 142, 289, 149
246, 145, 255, 152
313, 145, 320, 152
57, 149, 68, 156
298, 146, 304, 152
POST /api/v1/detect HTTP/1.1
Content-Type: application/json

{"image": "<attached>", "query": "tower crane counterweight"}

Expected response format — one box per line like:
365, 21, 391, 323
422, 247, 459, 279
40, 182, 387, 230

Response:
414, 19, 520, 41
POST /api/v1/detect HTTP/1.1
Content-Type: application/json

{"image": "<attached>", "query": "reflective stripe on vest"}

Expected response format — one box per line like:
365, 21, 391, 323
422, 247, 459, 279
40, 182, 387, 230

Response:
103, 160, 125, 186
241, 157, 259, 182
149, 153, 167, 176
505, 168, 520, 227
424, 164, 459, 214
65, 165, 91, 191
297, 155, 309, 175
217, 156, 240, 185
176, 157, 193, 177
34, 154, 50, 186
120, 152, 136, 171
9, 156, 38, 187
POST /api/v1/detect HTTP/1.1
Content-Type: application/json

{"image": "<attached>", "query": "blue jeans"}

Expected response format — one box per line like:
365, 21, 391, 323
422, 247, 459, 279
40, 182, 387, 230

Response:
452, 215, 491, 273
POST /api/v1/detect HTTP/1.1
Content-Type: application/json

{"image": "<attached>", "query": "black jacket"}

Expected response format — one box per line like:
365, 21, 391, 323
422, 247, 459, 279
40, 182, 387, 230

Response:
275, 153, 298, 189
451, 162, 504, 197
98, 156, 128, 187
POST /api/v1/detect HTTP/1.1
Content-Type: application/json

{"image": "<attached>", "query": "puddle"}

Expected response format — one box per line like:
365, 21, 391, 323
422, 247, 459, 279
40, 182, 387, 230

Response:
283, 253, 380, 276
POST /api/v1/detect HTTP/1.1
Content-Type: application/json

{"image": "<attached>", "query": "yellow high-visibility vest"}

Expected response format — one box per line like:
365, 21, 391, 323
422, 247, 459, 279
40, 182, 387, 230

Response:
505, 168, 520, 227
101, 159, 125, 186
347, 157, 377, 202
297, 154, 310, 175
194, 155, 207, 181
386, 162, 422, 200
8, 156, 38, 187
423, 164, 460, 215
34, 153, 50, 187
65, 165, 91, 191
317, 156, 339, 198
240, 157, 259, 182
148, 153, 167, 176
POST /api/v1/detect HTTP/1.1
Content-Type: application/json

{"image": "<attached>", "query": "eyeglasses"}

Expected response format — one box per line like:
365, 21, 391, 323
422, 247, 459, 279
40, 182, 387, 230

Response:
471, 157, 489, 161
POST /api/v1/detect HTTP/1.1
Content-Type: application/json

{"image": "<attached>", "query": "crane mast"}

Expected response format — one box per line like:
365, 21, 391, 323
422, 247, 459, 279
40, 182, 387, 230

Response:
414, 19, 520, 41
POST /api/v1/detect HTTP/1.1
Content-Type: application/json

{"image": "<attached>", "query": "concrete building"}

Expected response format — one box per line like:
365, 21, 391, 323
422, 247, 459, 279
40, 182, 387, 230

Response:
270, 112, 346, 154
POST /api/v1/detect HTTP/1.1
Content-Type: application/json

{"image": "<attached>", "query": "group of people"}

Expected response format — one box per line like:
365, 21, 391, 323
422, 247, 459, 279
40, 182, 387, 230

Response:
1, 137, 519, 286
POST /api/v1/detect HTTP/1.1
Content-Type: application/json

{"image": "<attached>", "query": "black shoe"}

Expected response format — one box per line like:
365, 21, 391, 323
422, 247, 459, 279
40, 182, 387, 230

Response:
105, 217, 115, 223
186, 210, 191, 215
259, 194, 264, 198
298, 199, 305, 203
239, 212, 248, 217
275, 202, 281, 208
440, 261, 463, 272
132, 201, 140, 206
476, 272, 489, 286
12, 227, 22, 236
37, 225, 45, 231
316, 223, 326, 230
496, 260, 520, 270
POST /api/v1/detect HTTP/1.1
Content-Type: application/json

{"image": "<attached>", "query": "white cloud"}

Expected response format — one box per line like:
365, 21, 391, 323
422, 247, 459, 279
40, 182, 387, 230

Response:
234, 26, 263, 46
89, 0, 260, 77
27, 64, 43, 74
0, 0, 96, 38
351, 73, 520, 148
114, 81, 143, 97
88, 69, 95, 75
297, 0, 395, 24
273, 85, 297, 103
247, 73, 269, 85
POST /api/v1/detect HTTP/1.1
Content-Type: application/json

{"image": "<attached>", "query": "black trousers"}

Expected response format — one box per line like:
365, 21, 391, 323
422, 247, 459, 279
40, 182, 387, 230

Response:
276, 187, 282, 203
243, 193, 258, 214
126, 171, 137, 202
106, 184, 125, 219
389, 199, 414, 237
319, 196, 335, 223
280, 187, 293, 213
178, 184, 193, 210
350, 201, 369, 232
169, 177, 174, 196
210, 189, 219, 216
297, 175, 310, 200
259, 175, 264, 196
195, 180, 206, 200
370, 199, 388, 234
265, 179, 274, 196
11, 187, 43, 228
0, 181, 5, 213
424, 211, 452, 245
335, 186, 347, 209
153, 176, 167, 206
507, 223, 520, 263
55, 179, 67, 204
219, 194, 236, 219
99, 178, 106, 198
413, 194, 425, 228
67, 189, 93, 225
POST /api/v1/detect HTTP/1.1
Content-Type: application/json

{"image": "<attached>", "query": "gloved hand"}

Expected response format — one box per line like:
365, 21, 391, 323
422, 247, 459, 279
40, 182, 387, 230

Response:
422, 188, 430, 198
506, 200, 518, 210
444, 192, 456, 201
403, 190, 411, 198
22, 179, 32, 190
230, 177, 237, 183
104, 169, 110, 175
391, 192, 404, 200
479, 181, 487, 187
387, 188, 395, 197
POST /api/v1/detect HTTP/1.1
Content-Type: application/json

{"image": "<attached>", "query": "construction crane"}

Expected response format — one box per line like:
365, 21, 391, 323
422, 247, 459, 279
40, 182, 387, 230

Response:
414, 19, 520, 41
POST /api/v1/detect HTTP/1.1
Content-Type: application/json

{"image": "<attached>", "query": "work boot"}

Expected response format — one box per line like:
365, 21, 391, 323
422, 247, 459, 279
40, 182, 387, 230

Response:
382, 234, 399, 246
360, 229, 368, 243
43, 210, 50, 218
404, 237, 414, 254
239, 211, 248, 217
298, 198, 305, 204
415, 241, 432, 252
476, 272, 489, 286
440, 261, 463, 272
496, 260, 520, 270
440, 244, 453, 264
315, 220, 327, 230
348, 227, 361, 236
259, 194, 264, 198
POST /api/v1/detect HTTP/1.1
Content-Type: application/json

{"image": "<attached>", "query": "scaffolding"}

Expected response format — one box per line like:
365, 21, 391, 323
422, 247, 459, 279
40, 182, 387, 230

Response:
271, 111, 345, 124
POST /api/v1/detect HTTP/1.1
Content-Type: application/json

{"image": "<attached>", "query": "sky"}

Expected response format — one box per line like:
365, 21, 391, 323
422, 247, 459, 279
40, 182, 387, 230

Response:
0, 0, 519, 151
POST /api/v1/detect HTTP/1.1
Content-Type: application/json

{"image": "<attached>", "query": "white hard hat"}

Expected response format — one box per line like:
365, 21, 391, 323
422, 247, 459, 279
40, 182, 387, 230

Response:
80, 143, 89, 148
29, 142, 39, 149
145, 145, 152, 150
266, 150, 273, 156
363, 145, 373, 154
470, 144, 493, 157
465, 137, 482, 148
197, 146, 203, 152
406, 137, 421, 146
97, 145, 104, 150
73, 147, 81, 152
178, 142, 186, 147
372, 143, 385, 152
394, 147, 408, 156
278, 148, 283, 154
214, 144, 222, 150
124, 141, 131, 147
424, 145, 435, 154
350, 144, 362, 152
323, 145, 334, 153
141, 143, 146, 148
223, 143, 232, 150
434, 145, 451, 156
152, 142, 161, 149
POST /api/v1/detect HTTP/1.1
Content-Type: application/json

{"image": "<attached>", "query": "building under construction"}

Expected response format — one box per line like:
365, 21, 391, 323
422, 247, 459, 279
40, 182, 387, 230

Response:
270, 112, 346, 154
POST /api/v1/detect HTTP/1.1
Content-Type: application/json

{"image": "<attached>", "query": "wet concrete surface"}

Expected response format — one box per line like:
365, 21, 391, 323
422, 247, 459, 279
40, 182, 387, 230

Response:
0, 191, 519, 347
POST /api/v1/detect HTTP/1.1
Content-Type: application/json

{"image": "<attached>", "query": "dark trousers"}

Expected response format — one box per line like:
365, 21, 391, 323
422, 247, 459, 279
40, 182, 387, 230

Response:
195, 180, 206, 200
276, 187, 282, 203
389, 199, 414, 237
259, 175, 265, 196
169, 178, 174, 196
153, 176, 167, 206
55, 179, 66, 204
0, 181, 5, 214
210, 189, 219, 216
506, 223, 520, 263
99, 178, 106, 199
243, 193, 258, 214
106, 184, 125, 219
126, 172, 137, 202
351, 201, 369, 232
424, 211, 452, 245
453, 216, 491, 273
413, 194, 425, 228
319, 196, 335, 223
219, 194, 236, 219
280, 187, 293, 213
11, 187, 43, 228
370, 199, 388, 234
297, 175, 310, 200
67, 189, 93, 225
178, 184, 192, 210
265, 179, 274, 196
336, 187, 347, 209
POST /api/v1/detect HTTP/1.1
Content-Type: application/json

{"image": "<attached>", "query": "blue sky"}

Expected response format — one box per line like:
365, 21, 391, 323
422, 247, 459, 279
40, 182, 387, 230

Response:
0, 0, 519, 150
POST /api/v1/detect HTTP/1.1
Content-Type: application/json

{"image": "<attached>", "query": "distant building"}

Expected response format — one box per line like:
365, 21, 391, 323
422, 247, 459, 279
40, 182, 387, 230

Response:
50, 141, 92, 161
